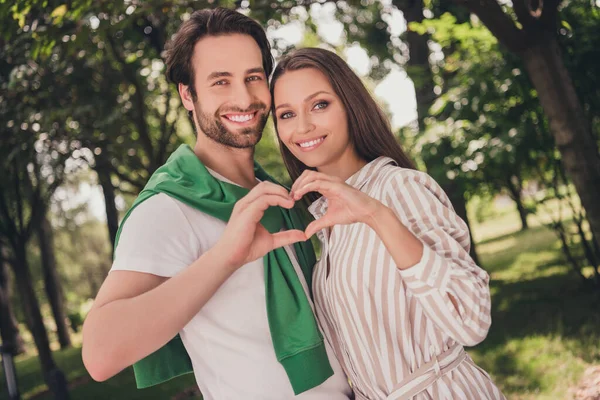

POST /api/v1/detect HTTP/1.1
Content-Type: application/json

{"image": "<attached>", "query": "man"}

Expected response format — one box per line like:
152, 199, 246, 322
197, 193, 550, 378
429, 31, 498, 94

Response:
81, 7, 352, 400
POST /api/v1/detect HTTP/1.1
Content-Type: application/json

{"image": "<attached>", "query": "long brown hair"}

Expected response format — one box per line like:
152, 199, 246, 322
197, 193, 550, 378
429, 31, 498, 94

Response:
270, 47, 416, 198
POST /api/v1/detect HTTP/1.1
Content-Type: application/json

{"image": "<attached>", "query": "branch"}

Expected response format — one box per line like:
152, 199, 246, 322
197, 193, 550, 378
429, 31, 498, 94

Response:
456, 0, 527, 53
513, 0, 539, 29
539, 0, 561, 31
115, 186, 139, 197
23, 185, 45, 242
110, 166, 146, 192
105, 33, 155, 163
13, 168, 25, 234
248, 0, 337, 14
0, 189, 19, 251
157, 90, 175, 165
133, 14, 166, 55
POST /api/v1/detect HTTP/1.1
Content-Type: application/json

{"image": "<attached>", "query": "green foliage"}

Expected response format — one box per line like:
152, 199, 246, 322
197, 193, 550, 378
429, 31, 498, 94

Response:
559, 2, 600, 138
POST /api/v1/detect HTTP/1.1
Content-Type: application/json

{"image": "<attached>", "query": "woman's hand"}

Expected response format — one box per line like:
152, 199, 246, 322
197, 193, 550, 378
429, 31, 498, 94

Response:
290, 170, 384, 238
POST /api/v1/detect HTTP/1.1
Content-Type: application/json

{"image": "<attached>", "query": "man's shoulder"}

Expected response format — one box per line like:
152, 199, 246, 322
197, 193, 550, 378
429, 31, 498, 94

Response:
129, 193, 219, 226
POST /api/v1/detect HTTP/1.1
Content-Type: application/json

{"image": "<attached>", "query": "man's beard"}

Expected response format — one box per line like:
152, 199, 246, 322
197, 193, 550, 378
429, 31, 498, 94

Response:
193, 101, 268, 149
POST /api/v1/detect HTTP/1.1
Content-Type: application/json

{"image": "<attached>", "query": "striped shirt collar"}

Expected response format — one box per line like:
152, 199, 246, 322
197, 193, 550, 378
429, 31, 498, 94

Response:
308, 156, 397, 220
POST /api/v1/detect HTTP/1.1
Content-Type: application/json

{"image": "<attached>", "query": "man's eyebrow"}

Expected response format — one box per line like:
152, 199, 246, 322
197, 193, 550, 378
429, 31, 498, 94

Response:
207, 71, 233, 81
206, 68, 265, 81
246, 67, 266, 75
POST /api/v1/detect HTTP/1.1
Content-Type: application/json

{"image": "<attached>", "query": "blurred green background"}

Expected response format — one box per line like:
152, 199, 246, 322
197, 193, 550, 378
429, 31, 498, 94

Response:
1, 1, 600, 399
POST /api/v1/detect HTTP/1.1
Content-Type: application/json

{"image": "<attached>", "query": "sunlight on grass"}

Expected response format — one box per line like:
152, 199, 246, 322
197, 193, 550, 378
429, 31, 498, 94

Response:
470, 335, 589, 400
468, 205, 600, 400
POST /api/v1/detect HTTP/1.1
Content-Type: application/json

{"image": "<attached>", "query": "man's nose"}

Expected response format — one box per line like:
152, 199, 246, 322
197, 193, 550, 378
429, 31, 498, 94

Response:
231, 82, 253, 111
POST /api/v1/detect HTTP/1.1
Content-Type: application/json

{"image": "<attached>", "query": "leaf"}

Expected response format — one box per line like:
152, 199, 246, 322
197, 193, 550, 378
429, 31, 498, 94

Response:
51, 4, 67, 18
11, 4, 30, 28
50, 4, 68, 25
561, 20, 573, 31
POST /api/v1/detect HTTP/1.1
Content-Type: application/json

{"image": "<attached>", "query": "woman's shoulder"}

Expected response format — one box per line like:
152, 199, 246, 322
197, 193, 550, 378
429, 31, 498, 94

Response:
376, 162, 441, 191
373, 162, 451, 205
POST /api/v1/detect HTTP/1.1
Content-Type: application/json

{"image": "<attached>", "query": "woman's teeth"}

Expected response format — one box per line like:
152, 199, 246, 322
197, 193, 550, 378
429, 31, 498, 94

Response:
298, 137, 325, 148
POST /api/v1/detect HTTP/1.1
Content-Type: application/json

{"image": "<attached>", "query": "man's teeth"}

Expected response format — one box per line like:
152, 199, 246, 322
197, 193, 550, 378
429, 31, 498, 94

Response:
227, 113, 254, 122
299, 137, 324, 148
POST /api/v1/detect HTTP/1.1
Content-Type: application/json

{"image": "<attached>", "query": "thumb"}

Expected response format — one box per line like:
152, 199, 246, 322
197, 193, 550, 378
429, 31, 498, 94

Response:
305, 216, 334, 238
270, 229, 307, 250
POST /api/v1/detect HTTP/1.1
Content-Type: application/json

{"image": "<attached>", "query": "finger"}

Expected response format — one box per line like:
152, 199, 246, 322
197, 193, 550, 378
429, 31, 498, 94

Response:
291, 172, 339, 199
233, 191, 291, 218
244, 194, 296, 223
293, 180, 334, 200
270, 229, 307, 249
290, 169, 331, 193
305, 216, 335, 238
290, 171, 310, 197
240, 181, 291, 206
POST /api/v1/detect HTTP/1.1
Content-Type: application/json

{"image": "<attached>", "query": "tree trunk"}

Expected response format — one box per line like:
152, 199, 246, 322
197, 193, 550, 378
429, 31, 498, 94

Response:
554, 224, 589, 285
505, 175, 529, 231
520, 36, 600, 252
96, 162, 119, 256
11, 242, 70, 399
37, 215, 71, 349
395, 0, 435, 128
0, 248, 26, 355
444, 182, 481, 266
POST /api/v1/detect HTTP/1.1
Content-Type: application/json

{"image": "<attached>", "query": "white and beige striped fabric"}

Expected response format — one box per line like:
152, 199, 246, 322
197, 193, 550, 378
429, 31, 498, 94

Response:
308, 157, 505, 400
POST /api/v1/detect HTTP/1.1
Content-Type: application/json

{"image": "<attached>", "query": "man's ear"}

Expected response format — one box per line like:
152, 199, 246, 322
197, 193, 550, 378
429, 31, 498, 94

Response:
179, 83, 195, 111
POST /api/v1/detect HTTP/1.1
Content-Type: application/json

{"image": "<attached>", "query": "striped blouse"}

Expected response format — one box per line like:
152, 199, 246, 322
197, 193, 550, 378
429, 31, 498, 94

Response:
308, 157, 505, 400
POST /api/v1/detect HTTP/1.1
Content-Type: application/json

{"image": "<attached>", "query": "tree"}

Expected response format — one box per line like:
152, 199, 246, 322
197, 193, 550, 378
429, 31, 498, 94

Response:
454, 0, 600, 249
37, 214, 72, 349
0, 9, 72, 394
0, 139, 71, 399
0, 243, 26, 355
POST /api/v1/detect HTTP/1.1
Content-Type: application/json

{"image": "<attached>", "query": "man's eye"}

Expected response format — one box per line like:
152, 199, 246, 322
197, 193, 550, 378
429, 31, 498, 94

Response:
247, 76, 262, 82
213, 80, 228, 86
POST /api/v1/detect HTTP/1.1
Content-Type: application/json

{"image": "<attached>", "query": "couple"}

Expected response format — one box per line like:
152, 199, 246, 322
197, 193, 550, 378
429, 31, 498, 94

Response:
82, 7, 504, 400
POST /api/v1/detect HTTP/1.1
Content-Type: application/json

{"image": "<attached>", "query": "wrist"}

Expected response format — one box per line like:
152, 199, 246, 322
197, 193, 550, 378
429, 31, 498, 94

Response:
364, 200, 393, 231
206, 242, 241, 274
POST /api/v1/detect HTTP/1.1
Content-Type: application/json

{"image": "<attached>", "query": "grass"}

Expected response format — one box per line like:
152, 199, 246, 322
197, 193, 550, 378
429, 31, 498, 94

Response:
0, 345, 199, 400
468, 204, 600, 399
2, 204, 599, 399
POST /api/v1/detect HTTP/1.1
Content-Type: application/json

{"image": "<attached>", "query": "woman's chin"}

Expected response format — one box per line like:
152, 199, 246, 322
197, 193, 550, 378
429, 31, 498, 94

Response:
295, 155, 324, 169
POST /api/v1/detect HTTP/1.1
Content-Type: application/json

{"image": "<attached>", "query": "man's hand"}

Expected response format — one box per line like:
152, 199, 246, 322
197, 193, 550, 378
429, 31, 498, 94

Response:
215, 181, 307, 269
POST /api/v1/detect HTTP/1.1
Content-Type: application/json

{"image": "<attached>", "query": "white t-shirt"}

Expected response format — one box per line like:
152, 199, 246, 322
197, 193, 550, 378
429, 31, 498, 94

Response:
110, 171, 351, 400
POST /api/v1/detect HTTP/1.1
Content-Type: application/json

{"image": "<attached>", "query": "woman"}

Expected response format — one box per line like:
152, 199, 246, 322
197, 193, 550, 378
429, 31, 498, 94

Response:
270, 47, 505, 400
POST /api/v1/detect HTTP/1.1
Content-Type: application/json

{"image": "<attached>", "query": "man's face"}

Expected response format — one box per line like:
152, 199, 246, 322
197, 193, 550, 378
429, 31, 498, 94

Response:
184, 34, 271, 149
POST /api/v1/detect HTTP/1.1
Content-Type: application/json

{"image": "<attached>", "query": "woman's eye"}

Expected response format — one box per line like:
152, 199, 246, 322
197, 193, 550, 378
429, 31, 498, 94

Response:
314, 101, 329, 110
279, 112, 294, 120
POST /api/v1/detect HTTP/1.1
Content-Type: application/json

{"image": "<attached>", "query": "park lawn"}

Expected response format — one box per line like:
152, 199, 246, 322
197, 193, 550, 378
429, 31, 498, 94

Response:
0, 344, 200, 399
468, 207, 600, 399
2, 206, 599, 399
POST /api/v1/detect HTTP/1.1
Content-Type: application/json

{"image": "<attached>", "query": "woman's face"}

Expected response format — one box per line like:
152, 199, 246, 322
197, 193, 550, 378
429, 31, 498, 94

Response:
273, 68, 354, 171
